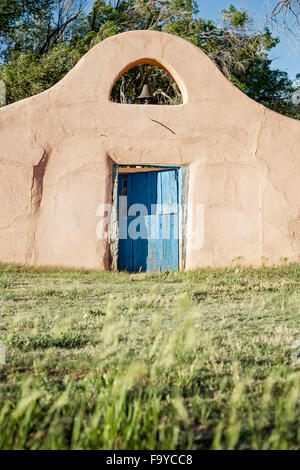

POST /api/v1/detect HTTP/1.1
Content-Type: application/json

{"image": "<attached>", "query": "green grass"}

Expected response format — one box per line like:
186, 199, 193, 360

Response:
1, 263, 300, 449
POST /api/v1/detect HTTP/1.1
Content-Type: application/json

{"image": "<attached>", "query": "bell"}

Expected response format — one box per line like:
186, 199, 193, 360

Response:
138, 83, 154, 103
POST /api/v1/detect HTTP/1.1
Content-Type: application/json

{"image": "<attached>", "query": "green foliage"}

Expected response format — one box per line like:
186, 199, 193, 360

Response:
1, 43, 81, 103
1, 264, 300, 449
235, 57, 296, 111
0, 0, 52, 37
221, 5, 249, 29
111, 64, 183, 104
0, 1, 66, 59
0, 0, 299, 117
8, 332, 87, 351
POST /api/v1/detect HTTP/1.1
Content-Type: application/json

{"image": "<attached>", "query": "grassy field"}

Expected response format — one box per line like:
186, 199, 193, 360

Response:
0, 263, 300, 450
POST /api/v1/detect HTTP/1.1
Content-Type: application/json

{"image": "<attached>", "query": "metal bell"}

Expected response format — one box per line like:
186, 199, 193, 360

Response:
138, 83, 154, 103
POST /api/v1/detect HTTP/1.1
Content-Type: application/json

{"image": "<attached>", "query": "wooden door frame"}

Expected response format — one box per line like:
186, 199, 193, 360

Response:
109, 164, 189, 271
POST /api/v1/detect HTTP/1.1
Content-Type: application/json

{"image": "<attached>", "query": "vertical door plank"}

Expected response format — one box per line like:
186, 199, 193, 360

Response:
130, 173, 147, 272
124, 174, 133, 271
118, 169, 179, 272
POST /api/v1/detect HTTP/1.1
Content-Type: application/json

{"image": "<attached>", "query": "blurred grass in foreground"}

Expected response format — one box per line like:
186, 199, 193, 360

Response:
0, 263, 300, 449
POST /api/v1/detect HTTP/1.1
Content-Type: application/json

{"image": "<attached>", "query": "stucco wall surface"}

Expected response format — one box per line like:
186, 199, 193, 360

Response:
0, 30, 300, 269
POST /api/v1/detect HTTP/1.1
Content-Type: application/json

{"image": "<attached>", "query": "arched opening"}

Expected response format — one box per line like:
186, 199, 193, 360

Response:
110, 63, 183, 105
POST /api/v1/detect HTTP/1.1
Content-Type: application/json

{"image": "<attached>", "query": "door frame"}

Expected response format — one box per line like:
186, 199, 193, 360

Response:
109, 164, 189, 271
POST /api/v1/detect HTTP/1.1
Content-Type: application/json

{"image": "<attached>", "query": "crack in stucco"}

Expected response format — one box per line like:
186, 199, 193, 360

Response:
252, 110, 299, 261
25, 147, 50, 265
255, 109, 267, 264
254, 108, 267, 161
150, 118, 176, 135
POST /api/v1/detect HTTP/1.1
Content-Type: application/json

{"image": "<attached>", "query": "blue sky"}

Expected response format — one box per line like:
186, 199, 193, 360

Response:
196, 0, 299, 80
86, 0, 300, 80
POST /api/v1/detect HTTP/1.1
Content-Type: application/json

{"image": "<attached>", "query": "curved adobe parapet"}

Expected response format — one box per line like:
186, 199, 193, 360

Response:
0, 30, 300, 269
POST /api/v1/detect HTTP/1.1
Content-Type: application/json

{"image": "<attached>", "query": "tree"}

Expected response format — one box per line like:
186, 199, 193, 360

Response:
0, 0, 86, 61
0, 0, 87, 103
266, 1, 300, 34
0, 1, 50, 36
0, 1, 299, 119
110, 4, 291, 106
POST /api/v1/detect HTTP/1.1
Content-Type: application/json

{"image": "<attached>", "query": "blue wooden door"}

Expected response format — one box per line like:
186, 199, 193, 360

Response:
118, 169, 179, 272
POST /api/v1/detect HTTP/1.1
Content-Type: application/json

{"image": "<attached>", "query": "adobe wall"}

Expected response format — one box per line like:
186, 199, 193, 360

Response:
0, 30, 300, 269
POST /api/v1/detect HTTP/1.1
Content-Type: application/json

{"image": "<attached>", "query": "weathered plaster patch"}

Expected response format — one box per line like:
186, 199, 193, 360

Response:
25, 147, 50, 264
